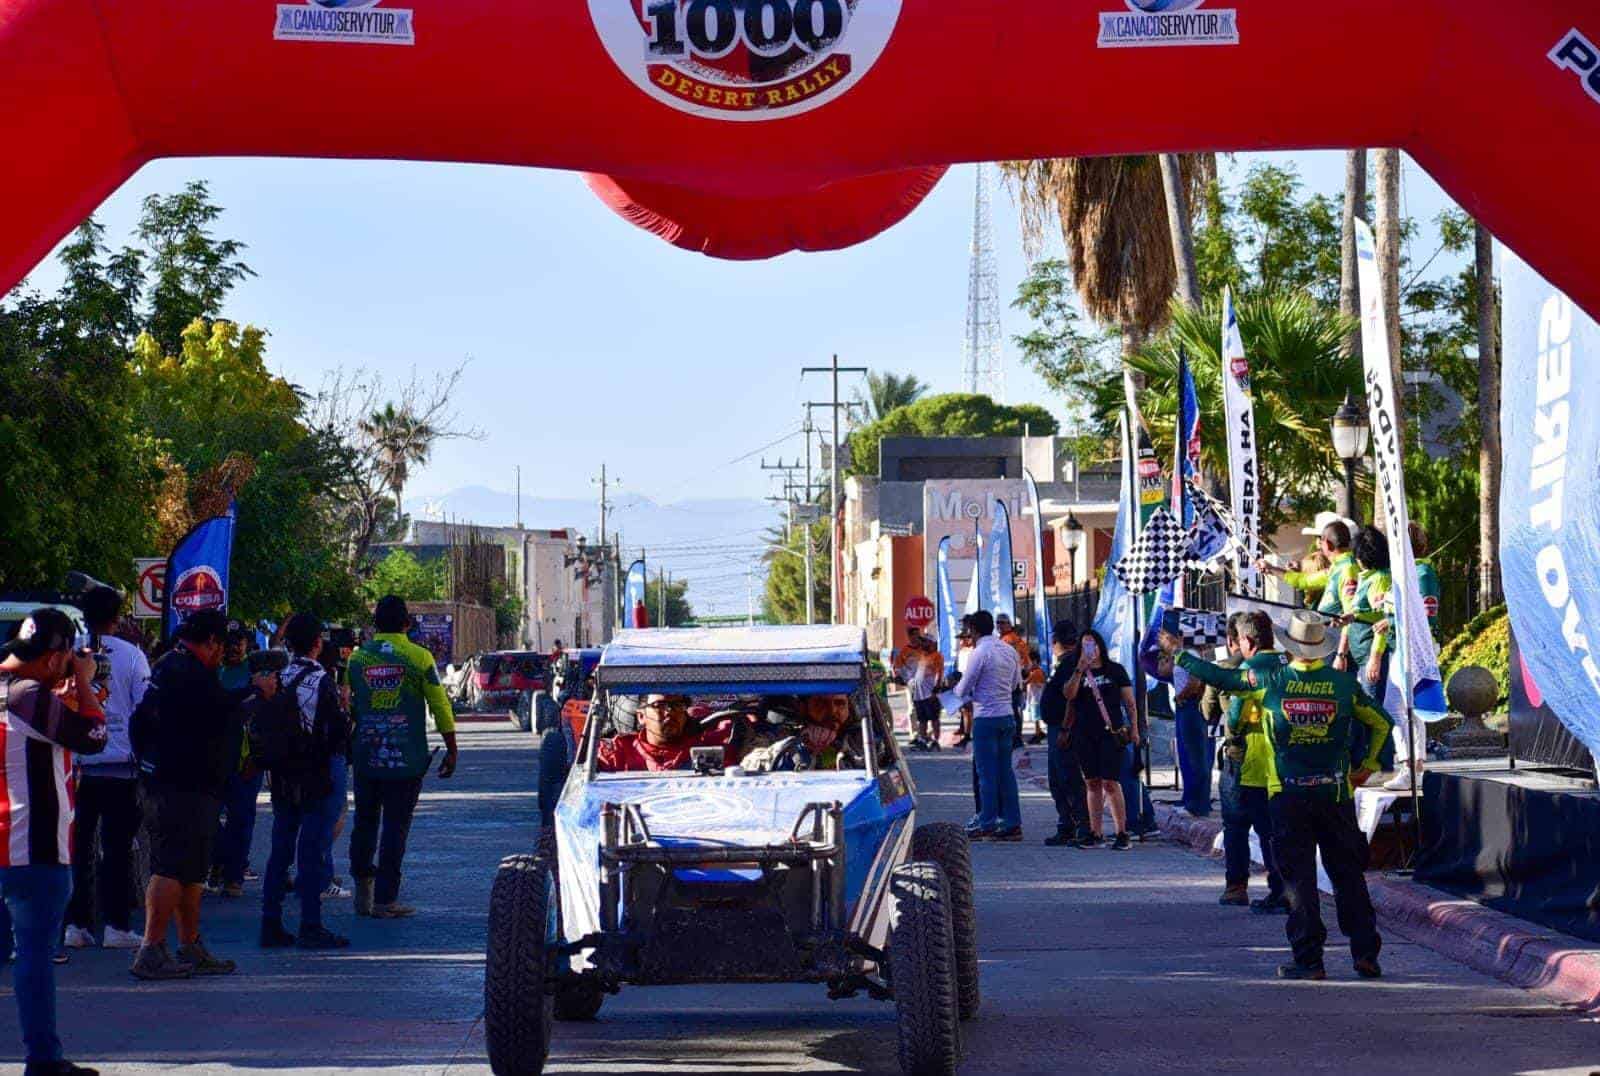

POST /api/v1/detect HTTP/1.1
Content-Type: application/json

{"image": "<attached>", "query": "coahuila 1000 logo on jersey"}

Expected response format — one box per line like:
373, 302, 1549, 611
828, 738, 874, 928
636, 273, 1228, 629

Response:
1098, 0, 1238, 48
274, 0, 415, 46
590, 0, 902, 120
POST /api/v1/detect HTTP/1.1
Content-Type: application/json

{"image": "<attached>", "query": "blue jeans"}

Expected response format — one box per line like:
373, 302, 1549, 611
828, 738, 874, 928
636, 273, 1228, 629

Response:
1175, 699, 1214, 815
263, 789, 337, 931
215, 768, 264, 885
1353, 650, 1395, 770
0, 865, 72, 1062
1046, 731, 1088, 836
1219, 766, 1282, 894
320, 755, 349, 881
970, 717, 1022, 833
1120, 744, 1155, 833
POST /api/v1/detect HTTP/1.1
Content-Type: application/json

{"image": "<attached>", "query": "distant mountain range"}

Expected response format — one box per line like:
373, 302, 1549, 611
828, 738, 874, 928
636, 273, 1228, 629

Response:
409, 485, 777, 616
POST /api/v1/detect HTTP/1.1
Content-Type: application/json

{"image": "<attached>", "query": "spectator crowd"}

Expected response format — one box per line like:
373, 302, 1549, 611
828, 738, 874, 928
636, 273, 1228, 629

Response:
0, 593, 458, 1075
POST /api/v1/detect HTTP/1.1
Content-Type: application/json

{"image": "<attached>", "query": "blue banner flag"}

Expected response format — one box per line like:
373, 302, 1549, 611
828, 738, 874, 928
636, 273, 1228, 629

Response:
1499, 248, 1600, 761
1024, 471, 1051, 664
162, 502, 237, 640
987, 499, 1016, 623
936, 537, 959, 665
1094, 415, 1139, 673
623, 559, 648, 628
1175, 349, 1201, 529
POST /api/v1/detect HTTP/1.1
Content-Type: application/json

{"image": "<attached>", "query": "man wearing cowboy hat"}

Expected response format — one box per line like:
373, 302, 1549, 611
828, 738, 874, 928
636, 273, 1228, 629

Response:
1160, 609, 1392, 982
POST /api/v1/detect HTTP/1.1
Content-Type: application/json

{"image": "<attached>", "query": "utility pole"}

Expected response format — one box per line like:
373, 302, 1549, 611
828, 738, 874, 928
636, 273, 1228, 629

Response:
515, 465, 522, 529
762, 452, 815, 625
657, 566, 666, 627
802, 356, 867, 625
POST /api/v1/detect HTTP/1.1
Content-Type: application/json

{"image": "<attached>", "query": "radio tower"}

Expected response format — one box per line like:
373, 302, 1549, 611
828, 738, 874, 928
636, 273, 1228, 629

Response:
962, 162, 1005, 401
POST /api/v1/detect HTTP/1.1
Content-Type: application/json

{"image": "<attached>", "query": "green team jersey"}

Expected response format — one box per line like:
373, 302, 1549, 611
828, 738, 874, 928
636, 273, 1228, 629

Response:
1224, 650, 1287, 789
1285, 551, 1359, 617
347, 632, 456, 779
1343, 568, 1393, 665
1415, 558, 1441, 636
1179, 651, 1392, 803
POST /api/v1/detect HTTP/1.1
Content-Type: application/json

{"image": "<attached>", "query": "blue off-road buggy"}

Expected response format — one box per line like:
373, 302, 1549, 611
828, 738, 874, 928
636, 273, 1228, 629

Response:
485, 626, 979, 1076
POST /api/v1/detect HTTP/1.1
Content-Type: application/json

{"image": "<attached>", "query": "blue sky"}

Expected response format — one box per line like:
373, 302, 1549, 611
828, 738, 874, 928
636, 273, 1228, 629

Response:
20, 151, 1460, 611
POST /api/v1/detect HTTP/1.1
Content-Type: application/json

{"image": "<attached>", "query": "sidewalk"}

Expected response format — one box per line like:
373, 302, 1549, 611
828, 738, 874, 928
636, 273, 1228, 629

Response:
1152, 800, 1600, 1011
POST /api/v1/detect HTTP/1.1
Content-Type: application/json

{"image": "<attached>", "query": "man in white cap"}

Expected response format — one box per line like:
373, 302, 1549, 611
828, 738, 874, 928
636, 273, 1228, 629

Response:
1159, 609, 1392, 983
1258, 515, 1357, 617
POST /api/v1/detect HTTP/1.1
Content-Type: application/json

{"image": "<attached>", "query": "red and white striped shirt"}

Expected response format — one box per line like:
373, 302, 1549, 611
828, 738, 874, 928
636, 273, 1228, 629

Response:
0, 675, 107, 867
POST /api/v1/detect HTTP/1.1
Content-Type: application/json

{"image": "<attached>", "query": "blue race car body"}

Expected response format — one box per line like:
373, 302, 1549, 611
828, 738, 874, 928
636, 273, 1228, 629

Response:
552, 625, 916, 986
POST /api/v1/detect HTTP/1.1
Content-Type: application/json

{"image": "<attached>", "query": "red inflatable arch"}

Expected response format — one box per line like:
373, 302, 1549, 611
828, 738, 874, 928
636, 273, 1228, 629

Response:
4, 0, 1599, 318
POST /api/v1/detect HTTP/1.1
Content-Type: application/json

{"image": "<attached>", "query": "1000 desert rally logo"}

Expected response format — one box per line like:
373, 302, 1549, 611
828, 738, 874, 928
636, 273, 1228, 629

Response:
590, 0, 902, 120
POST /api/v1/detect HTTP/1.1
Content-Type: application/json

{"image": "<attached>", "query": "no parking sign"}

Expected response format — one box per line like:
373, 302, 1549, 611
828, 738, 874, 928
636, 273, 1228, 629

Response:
134, 558, 165, 619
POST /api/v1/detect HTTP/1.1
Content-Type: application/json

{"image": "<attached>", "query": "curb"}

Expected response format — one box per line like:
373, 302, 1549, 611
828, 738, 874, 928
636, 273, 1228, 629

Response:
1151, 803, 1600, 1011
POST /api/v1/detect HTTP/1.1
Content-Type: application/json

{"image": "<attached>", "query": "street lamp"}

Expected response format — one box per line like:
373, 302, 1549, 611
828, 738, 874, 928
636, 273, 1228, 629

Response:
1331, 391, 1371, 524
1062, 512, 1084, 586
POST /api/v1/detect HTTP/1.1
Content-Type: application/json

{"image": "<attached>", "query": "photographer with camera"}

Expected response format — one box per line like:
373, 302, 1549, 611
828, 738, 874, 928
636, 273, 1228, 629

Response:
132, 610, 278, 981
1063, 628, 1138, 851
0, 608, 108, 1076
63, 586, 149, 952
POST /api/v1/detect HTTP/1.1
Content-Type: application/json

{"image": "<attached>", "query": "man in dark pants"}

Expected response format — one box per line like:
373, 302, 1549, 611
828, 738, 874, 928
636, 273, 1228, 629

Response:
1212, 611, 1287, 911
133, 611, 276, 980
259, 614, 349, 950
1163, 609, 1392, 981
64, 586, 148, 951
1040, 622, 1088, 846
346, 597, 457, 919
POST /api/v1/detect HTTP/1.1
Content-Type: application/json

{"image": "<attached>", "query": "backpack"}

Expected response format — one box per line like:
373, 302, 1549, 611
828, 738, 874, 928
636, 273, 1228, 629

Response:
248, 665, 317, 771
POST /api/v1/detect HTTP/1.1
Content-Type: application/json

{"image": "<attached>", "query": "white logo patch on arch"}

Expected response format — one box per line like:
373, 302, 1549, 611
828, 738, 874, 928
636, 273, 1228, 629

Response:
589, 0, 902, 121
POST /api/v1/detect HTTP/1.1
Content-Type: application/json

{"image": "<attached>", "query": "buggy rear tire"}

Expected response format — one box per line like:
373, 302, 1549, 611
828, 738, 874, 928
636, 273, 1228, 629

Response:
513, 692, 533, 733
911, 822, 980, 1019
485, 854, 554, 1075
533, 691, 559, 734
888, 861, 960, 1076
553, 979, 605, 1021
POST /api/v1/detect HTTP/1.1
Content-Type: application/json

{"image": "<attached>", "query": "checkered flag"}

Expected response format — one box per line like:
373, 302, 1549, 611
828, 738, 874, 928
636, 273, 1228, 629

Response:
1113, 506, 1186, 594
1173, 608, 1228, 652
1184, 500, 1234, 569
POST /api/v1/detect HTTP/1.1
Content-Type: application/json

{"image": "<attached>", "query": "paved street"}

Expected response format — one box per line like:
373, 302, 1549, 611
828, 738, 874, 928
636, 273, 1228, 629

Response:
6, 722, 1597, 1074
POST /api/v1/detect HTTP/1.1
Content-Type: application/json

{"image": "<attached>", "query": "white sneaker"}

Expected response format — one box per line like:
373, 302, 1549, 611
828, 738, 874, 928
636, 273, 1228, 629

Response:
63, 925, 95, 949
101, 925, 144, 950
1382, 767, 1418, 792
323, 882, 352, 899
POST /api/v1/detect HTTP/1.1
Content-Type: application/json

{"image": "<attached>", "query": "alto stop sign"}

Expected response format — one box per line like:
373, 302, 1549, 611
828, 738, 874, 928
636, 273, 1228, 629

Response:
904, 596, 935, 630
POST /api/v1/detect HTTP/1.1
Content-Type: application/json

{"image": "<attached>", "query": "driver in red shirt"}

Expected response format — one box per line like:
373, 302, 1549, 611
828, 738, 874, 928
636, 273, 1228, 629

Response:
597, 693, 733, 772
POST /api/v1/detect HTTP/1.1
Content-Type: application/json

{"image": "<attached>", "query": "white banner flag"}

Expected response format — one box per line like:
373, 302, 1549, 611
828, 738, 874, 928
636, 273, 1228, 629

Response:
1354, 219, 1446, 720
1220, 287, 1261, 593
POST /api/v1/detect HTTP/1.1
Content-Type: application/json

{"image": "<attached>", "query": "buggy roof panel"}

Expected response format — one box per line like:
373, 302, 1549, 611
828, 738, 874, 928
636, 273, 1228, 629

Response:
596, 626, 866, 693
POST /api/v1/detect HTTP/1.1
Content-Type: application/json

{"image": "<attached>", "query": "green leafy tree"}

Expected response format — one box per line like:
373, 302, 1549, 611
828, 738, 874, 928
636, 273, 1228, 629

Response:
137, 182, 255, 354
0, 223, 160, 591
361, 549, 446, 605
648, 576, 694, 627
134, 321, 361, 621
847, 393, 1057, 476
762, 519, 831, 625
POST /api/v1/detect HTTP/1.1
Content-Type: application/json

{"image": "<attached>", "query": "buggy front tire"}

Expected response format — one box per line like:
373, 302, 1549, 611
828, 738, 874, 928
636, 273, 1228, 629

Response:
485, 853, 554, 1075
911, 822, 980, 1019
888, 861, 960, 1076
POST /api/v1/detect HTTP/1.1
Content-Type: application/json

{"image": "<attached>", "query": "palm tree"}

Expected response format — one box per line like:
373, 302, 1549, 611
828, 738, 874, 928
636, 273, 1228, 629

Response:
856, 371, 929, 421
360, 402, 438, 523
1475, 221, 1501, 608
1000, 155, 1209, 363
1339, 149, 1368, 362
1120, 293, 1360, 532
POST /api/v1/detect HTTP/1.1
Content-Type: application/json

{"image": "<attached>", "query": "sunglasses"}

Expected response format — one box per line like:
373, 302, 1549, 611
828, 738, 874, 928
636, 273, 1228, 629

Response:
644, 700, 690, 713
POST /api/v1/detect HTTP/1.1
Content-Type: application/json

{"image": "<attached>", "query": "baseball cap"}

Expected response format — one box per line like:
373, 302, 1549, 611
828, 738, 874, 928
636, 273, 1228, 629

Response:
1, 608, 78, 662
